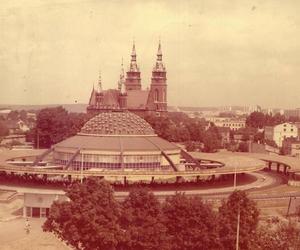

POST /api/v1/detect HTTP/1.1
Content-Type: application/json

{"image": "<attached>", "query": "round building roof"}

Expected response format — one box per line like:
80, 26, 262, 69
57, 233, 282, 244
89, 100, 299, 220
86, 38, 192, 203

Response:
79, 112, 155, 136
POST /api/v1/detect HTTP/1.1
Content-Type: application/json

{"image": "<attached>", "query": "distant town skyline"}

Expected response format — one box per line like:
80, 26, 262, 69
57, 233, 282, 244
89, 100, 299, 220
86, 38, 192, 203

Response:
1, 0, 300, 108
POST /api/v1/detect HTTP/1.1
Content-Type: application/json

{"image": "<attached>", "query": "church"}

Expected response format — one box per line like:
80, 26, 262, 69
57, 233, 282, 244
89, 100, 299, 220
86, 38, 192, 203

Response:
87, 42, 167, 116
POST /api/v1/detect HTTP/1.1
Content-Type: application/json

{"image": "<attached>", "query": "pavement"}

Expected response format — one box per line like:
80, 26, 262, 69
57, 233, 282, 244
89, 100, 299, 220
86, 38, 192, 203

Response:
0, 218, 70, 250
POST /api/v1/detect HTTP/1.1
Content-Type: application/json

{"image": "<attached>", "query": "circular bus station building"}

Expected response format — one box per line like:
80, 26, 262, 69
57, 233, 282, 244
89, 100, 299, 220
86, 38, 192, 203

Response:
53, 112, 181, 171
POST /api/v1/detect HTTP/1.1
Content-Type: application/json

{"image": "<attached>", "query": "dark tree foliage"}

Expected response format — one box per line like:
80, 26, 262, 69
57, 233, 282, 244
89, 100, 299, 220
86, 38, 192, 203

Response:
163, 193, 221, 250
7, 110, 19, 120
246, 112, 266, 129
42, 180, 280, 250
29, 106, 89, 148
202, 125, 222, 152
218, 190, 259, 250
119, 188, 170, 250
253, 131, 264, 143
43, 178, 123, 250
144, 113, 206, 143
238, 142, 249, 152
0, 122, 9, 136
145, 113, 222, 152
255, 222, 300, 250
246, 111, 287, 129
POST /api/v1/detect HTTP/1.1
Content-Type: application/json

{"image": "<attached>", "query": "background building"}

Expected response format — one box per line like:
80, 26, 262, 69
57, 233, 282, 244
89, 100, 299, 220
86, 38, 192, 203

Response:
284, 108, 300, 118
87, 42, 167, 117
282, 138, 300, 157
264, 122, 298, 147
213, 119, 246, 131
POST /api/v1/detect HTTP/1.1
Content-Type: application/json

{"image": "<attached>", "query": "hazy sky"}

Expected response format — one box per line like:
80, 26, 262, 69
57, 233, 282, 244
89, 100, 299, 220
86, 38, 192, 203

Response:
1, 0, 300, 108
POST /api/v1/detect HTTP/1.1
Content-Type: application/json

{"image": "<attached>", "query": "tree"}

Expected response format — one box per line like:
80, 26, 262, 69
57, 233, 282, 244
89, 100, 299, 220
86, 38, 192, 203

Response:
246, 112, 266, 129
7, 110, 19, 120
19, 110, 27, 121
253, 131, 264, 143
218, 190, 259, 250
255, 221, 300, 250
43, 178, 123, 250
0, 122, 9, 136
31, 106, 88, 148
202, 125, 221, 153
163, 193, 221, 250
238, 142, 248, 152
119, 188, 170, 250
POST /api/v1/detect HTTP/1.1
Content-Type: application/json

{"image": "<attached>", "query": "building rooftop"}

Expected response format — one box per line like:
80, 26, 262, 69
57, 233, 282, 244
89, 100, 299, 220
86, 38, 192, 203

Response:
79, 112, 155, 136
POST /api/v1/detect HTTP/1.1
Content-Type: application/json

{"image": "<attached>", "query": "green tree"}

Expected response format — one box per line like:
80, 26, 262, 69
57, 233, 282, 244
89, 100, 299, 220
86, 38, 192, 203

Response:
43, 178, 123, 250
218, 190, 259, 250
163, 193, 220, 250
119, 188, 170, 250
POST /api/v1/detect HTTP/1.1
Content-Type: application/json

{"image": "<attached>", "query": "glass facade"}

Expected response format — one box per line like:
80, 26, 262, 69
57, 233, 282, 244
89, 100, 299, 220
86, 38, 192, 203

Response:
53, 151, 168, 170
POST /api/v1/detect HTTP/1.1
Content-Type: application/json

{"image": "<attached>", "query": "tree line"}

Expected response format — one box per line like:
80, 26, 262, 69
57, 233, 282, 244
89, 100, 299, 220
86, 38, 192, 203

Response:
246, 111, 300, 129
26, 107, 300, 151
43, 178, 300, 250
27, 107, 223, 152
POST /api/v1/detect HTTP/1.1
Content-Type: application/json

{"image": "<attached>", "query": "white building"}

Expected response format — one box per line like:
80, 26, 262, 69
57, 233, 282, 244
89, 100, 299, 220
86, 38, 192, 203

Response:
264, 123, 298, 147
213, 119, 246, 131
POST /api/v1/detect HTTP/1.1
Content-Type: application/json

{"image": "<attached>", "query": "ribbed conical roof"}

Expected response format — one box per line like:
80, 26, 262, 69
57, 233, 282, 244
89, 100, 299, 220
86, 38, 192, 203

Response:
79, 112, 155, 136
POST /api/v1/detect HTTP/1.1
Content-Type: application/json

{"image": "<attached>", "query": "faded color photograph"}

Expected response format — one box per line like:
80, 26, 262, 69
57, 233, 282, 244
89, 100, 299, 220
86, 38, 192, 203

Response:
0, 1, 300, 249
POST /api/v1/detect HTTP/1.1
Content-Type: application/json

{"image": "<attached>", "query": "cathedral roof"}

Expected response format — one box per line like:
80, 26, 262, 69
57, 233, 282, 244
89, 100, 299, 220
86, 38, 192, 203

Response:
126, 90, 150, 109
79, 112, 155, 136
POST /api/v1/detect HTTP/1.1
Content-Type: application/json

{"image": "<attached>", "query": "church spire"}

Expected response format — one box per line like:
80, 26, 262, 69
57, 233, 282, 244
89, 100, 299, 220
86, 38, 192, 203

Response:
124, 40, 141, 91
129, 40, 139, 72
157, 39, 162, 61
131, 41, 136, 60
98, 70, 102, 92
118, 58, 125, 92
153, 40, 165, 72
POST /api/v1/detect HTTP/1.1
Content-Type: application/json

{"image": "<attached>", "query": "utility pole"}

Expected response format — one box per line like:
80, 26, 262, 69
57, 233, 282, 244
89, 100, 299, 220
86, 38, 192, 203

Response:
234, 164, 237, 190
236, 206, 240, 250
80, 152, 83, 184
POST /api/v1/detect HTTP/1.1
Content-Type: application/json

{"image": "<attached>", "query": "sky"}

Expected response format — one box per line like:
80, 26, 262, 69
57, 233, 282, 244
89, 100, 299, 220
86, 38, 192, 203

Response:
0, 0, 300, 108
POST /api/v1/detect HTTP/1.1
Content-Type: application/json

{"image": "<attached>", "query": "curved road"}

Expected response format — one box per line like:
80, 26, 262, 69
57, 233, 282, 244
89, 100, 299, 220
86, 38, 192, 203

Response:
0, 149, 266, 179
0, 149, 299, 196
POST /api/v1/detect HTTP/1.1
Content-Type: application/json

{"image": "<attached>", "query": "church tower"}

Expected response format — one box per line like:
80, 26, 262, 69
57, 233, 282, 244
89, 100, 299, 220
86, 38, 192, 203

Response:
149, 41, 167, 112
118, 59, 127, 109
125, 42, 142, 91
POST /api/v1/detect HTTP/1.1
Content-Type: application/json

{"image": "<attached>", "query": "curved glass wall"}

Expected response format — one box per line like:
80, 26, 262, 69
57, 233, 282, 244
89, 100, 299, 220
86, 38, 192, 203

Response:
53, 151, 169, 170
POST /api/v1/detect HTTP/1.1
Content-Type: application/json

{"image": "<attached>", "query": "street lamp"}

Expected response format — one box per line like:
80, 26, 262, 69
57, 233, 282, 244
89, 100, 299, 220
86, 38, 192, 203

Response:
80, 151, 83, 184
